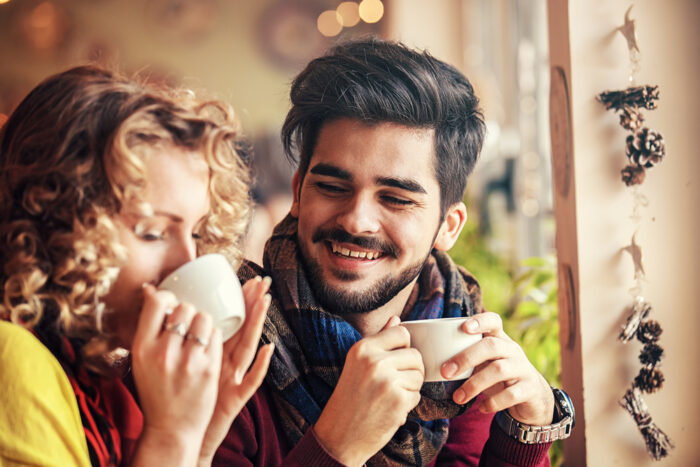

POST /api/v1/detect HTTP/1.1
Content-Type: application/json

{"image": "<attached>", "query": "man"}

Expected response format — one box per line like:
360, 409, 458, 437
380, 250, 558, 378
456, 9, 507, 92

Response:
215, 38, 573, 466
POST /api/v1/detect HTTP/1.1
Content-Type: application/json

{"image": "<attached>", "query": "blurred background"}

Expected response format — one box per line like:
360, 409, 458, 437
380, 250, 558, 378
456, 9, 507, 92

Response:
0, 0, 555, 266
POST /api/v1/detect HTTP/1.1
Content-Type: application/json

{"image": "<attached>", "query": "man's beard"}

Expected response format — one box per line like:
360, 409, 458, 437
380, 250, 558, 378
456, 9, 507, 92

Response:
299, 227, 432, 316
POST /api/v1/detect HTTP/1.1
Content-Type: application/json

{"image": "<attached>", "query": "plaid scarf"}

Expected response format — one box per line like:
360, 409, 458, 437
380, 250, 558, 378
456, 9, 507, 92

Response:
242, 215, 482, 466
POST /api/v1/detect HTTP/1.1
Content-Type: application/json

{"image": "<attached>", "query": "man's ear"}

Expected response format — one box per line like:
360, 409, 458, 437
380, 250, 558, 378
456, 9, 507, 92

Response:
290, 170, 301, 218
433, 202, 467, 251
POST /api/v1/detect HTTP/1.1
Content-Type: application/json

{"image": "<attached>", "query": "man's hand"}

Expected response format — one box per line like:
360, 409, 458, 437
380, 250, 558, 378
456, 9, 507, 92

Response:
314, 316, 424, 467
440, 312, 554, 426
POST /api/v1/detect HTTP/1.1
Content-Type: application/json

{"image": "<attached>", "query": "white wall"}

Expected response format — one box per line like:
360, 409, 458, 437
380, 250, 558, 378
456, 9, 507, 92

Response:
550, 0, 700, 464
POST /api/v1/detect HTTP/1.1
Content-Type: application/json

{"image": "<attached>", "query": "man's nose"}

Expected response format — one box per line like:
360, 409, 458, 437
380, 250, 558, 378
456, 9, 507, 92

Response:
335, 193, 380, 235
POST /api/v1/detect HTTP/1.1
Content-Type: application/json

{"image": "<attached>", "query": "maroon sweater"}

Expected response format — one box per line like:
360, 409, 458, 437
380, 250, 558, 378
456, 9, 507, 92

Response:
214, 384, 551, 466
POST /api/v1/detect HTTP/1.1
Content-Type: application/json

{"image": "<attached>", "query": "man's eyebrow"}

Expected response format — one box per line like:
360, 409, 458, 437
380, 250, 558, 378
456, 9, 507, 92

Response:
376, 176, 427, 194
309, 163, 352, 180
309, 162, 427, 194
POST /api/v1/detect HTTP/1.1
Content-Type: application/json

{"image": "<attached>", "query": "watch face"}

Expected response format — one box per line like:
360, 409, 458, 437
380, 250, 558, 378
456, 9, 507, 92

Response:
554, 388, 575, 427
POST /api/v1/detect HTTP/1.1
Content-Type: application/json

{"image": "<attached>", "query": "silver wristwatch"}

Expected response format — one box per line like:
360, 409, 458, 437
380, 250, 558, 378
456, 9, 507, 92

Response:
494, 387, 575, 444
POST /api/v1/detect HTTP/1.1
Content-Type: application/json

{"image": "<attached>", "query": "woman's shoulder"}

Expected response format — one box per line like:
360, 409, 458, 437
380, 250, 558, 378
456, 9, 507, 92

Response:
0, 320, 64, 376
0, 321, 91, 466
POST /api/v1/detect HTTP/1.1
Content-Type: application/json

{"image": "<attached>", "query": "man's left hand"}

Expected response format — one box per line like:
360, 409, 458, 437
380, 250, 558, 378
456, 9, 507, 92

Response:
440, 311, 554, 426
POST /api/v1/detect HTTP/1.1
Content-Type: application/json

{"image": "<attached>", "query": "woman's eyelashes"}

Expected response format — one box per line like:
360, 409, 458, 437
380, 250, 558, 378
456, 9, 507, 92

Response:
133, 223, 201, 242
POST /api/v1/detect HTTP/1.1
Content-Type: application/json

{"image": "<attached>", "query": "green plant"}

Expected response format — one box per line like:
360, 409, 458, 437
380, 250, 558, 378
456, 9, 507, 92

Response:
506, 256, 560, 387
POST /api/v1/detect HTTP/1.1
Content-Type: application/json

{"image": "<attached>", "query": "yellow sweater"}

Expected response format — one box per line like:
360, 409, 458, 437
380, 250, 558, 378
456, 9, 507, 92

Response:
0, 321, 90, 466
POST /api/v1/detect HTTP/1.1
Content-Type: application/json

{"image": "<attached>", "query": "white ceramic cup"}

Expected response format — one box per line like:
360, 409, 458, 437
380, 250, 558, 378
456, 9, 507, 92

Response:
402, 317, 483, 382
158, 253, 245, 341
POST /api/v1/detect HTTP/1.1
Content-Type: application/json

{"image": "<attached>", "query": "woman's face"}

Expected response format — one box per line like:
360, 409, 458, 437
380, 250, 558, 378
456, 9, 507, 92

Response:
103, 145, 210, 349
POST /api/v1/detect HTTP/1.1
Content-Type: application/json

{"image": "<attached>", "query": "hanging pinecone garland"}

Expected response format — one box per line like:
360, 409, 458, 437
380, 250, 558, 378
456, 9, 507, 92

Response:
626, 127, 665, 168
604, 9, 673, 460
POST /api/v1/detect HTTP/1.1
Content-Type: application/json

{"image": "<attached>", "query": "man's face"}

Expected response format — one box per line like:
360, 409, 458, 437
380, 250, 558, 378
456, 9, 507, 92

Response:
291, 118, 448, 315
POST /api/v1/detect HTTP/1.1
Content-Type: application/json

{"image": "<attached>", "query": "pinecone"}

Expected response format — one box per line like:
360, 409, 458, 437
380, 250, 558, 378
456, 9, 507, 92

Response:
639, 343, 664, 366
619, 106, 645, 131
637, 320, 663, 343
621, 164, 646, 186
634, 367, 665, 393
626, 127, 665, 168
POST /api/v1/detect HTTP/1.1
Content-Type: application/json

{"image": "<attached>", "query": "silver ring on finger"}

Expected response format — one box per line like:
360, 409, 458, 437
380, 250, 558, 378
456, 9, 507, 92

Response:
185, 333, 210, 347
164, 321, 187, 337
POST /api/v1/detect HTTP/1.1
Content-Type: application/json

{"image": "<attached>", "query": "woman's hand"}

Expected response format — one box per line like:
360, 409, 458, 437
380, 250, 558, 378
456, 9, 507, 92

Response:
131, 284, 223, 466
197, 276, 275, 465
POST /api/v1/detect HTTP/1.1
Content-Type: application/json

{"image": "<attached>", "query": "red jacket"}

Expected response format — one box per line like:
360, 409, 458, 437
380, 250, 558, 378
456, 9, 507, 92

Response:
214, 383, 551, 466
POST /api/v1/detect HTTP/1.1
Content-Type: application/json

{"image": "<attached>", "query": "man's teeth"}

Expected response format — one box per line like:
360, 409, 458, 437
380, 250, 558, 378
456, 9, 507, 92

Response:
330, 243, 382, 260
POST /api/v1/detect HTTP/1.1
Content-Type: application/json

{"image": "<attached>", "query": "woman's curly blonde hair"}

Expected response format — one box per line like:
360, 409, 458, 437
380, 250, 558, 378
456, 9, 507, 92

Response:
0, 66, 251, 374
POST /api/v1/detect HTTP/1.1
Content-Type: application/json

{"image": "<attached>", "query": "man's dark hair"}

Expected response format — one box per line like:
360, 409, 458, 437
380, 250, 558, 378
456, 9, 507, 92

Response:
282, 37, 486, 216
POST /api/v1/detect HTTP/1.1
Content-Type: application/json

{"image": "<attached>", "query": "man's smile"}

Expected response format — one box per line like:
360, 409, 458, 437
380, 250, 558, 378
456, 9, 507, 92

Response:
329, 241, 385, 260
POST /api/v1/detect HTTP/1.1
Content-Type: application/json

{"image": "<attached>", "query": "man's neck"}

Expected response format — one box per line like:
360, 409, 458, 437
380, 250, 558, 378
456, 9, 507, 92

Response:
344, 279, 418, 337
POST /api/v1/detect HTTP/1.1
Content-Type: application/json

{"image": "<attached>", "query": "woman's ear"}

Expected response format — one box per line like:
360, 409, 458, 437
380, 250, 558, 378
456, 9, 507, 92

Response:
290, 171, 301, 218
433, 202, 467, 251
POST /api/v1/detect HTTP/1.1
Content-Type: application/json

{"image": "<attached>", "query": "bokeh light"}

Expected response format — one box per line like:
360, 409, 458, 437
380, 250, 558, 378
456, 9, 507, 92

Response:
336, 1, 360, 27
317, 9, 343, 37
359, 0, 384, 24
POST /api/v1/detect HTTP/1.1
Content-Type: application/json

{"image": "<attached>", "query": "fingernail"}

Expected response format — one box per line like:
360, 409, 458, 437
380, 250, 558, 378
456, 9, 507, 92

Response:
234, 368, 244, 385
263, 293, 272, 306
262, 276, 272, 289
441, 361, 458, 379
466, 319, 479, 332
453, 388, 466, 405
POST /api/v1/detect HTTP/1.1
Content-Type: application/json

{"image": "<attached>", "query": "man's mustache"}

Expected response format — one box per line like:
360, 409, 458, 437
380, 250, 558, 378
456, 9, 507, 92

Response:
311, 228, 399, 258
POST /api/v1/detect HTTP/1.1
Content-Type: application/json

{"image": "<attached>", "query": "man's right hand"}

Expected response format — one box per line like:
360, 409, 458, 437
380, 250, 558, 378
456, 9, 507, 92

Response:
313, 316, 424, 467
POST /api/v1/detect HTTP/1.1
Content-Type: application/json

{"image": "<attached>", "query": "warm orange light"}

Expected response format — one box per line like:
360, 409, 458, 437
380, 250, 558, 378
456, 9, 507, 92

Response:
0, 0, 11, 5
359, 0, 383, 24
317, 9, 343, 37
336, 1, 360, 27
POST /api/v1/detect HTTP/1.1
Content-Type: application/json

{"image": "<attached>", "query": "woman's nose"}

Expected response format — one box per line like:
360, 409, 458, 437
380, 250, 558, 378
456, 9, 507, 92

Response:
159, 235, 197, 282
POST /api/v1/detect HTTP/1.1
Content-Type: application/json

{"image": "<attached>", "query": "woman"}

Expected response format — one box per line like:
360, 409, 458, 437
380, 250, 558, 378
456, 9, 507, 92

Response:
0, 66, 274, 466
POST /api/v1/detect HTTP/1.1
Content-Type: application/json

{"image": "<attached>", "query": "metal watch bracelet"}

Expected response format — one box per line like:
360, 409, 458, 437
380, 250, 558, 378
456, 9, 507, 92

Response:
494, 410, 573, 444
494, 387, 575, 444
